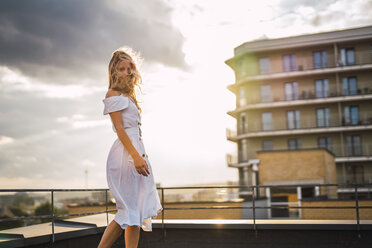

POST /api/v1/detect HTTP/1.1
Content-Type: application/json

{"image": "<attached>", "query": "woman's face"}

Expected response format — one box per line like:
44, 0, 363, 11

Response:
116, 60, 132, 79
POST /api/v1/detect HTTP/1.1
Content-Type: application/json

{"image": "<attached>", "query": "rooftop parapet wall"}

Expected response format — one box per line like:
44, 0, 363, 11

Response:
234, 25, 372, 56
225, 25, 372, 73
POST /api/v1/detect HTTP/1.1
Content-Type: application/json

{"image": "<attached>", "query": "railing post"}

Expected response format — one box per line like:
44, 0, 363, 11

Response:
266, 187, 272, 219
105, 189, 108, 226
354, 185, 361, 238
51, 189, 55, 244
297, 186, 302, 219
161, 188, 166, 240
252, 185, 257, 237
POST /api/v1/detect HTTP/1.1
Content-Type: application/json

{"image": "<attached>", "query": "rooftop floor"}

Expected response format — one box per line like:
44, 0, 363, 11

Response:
1, 214, 372, 247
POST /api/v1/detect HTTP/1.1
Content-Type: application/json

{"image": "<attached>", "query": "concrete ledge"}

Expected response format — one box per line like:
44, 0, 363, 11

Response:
153, 219, 372, 230
0, 214, 112, 248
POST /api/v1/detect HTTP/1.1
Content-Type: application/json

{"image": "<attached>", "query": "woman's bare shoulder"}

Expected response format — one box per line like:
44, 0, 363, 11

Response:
105, 89, 121, 98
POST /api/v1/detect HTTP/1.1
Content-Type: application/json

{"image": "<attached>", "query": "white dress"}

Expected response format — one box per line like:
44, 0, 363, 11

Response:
102, 94, 162, 231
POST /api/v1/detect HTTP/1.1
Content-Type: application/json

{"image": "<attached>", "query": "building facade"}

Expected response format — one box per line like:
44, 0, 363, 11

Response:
225, 26, 372, 191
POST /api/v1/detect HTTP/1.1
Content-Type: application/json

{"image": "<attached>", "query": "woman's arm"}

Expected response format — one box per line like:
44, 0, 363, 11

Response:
106, 90, 150, 176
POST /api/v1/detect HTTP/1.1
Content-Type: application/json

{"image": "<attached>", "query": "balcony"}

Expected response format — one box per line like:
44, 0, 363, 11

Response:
226, 153, 257, 168
227, 114, 372, 141
233, 51, 372, 84
228, 91, 372, 116
226, 128, 237, 140
335, 144, 372, 162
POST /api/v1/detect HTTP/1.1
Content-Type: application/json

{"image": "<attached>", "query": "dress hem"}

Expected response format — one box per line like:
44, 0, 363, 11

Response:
114, 207, 163, 232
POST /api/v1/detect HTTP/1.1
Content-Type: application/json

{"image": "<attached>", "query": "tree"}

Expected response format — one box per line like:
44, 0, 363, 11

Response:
34, 201, 66, 223
12, 194, 34, 208
8, 205, 28, 217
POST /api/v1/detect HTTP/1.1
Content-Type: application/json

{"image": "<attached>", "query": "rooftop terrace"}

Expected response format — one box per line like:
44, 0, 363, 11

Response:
1, 184, 372, 247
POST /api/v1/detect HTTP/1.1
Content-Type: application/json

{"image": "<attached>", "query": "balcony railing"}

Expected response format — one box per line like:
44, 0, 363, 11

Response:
236, 51, 372, 80
230, 114, 372, 137
226, 153, 238, 165
226, 152, 257, 166
1, 184, 372, 244
226, 128, 237, 140
239, 89, 372, 107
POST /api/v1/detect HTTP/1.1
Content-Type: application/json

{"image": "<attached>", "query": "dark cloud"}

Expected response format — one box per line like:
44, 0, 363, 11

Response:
0, 0, 186, 84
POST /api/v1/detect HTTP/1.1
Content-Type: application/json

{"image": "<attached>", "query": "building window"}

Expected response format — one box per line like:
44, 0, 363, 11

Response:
284, 82, 298, 100
259, 57, 270, 74
239, 113, 246, 134
340, 48, 355, 66
316, 108, 331, 127
262, 140, 273, 151
260, 85, 271, 102
262, 112, 272, 131
283, 54, 296, 72
344, 106, 359, 125
313, 51, 327, 69
239, 87, 246, 106
346, 135, 362, 156
342, 77, 357, 96
288, 138, 301, 150
318, 137, 332, 152
315, 79, 329, 98
346, 165, 364, 184
287, 110, 300, 129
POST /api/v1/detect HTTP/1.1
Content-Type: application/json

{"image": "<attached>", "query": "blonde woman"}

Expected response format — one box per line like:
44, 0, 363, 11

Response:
98, 47, 162, 248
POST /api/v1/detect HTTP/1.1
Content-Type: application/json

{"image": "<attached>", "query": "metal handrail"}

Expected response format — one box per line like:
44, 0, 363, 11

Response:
1, 183, 372, 243
0, 183, 370, 191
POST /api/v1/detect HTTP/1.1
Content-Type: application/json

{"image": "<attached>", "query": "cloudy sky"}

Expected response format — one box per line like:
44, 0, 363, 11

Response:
1, 0, 372, 189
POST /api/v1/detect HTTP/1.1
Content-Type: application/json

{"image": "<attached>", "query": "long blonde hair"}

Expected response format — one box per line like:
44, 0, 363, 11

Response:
108, 47, 142, 114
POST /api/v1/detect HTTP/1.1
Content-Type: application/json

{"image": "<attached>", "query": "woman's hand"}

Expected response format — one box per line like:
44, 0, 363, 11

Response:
133, 156, 150, 176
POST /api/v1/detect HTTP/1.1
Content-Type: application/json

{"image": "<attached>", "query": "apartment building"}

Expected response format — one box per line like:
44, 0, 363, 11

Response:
225, 26, 372, 193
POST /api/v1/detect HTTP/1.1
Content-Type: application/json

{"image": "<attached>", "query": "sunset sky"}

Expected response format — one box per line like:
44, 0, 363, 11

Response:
1, 0, 372, 189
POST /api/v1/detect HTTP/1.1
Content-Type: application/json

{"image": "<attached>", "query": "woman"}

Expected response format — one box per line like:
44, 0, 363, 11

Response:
98, 47, 163, 248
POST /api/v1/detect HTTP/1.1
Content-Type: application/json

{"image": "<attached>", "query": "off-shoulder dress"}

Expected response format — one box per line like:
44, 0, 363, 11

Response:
102, 94, 162, 231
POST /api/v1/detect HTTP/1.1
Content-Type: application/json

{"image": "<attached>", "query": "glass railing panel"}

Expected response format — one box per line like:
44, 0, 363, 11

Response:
161, 187, 241, 220
0, 191, 52, 231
